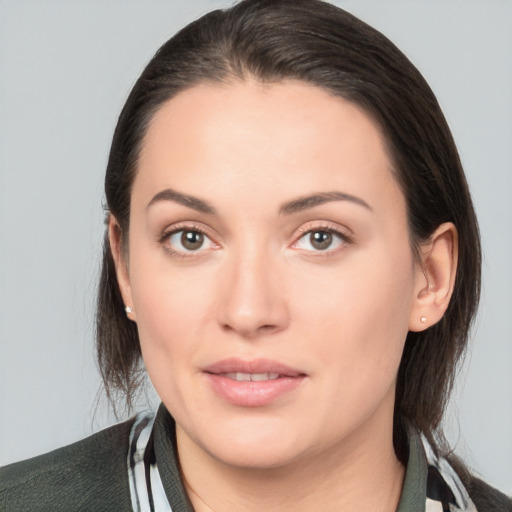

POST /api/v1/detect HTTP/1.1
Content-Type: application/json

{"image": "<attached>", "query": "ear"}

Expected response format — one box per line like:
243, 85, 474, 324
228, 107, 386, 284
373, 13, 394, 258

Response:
409, 222, 458, 332
108, 215, 136, 322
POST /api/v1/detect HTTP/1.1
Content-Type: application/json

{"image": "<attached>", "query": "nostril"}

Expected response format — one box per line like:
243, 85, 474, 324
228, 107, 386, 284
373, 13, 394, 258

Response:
219, 320, 281, 339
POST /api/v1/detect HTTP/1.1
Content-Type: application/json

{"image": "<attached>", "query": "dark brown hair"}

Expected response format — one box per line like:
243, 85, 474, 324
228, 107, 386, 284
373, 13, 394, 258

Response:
97, 0, 481, 458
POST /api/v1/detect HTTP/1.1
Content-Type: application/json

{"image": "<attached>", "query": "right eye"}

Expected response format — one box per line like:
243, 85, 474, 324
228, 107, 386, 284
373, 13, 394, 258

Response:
164, 229, 217, 255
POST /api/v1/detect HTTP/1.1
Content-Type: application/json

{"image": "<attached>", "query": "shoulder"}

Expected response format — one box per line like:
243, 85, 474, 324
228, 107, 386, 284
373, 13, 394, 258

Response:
441, 450, 512, 511
406, 427, 511, 512
445, 451, 512, 511
465, 474, 512, 511
0, 416, 136, 512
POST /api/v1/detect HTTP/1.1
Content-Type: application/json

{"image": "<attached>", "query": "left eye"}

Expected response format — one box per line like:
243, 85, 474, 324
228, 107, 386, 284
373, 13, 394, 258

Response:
166, 230, 215, 253
294, 230, 345, 252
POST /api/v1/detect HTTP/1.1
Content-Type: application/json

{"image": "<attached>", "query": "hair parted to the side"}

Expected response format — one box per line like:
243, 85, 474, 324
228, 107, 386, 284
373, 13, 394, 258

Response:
97, 0, 481, 459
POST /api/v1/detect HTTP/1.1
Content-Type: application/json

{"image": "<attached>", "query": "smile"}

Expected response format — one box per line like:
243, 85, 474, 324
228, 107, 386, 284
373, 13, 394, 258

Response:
221, 372, 280, 382
203, 358, 306, 407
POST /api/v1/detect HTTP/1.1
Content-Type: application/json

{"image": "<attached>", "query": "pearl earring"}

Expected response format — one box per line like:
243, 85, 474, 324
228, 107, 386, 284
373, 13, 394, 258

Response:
125, 306, 134, 314
420, 316, 427, 323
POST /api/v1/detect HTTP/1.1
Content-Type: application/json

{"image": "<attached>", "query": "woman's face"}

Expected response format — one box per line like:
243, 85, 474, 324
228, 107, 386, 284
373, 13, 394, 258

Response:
117, 80, 426, 469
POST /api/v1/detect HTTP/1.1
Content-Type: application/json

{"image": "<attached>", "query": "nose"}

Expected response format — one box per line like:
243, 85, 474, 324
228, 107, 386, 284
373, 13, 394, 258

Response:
216, 249, 289, 339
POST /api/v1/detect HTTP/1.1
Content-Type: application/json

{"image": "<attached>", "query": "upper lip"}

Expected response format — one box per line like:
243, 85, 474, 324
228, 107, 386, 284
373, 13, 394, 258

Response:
203, 358, 306, 377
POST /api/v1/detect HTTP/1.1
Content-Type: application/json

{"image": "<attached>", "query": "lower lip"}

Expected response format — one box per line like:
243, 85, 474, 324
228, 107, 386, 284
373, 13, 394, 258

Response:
205, 373, 305, 407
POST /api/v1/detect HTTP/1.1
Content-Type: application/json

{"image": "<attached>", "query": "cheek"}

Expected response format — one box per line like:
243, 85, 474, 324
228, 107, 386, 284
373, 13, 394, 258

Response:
128, 264, 217, 413
293, 244, 415, 383
128, 254, 216, 369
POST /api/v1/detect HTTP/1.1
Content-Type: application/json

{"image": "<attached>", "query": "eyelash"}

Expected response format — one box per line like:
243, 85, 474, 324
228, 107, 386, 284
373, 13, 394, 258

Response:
160, 223, 217, 257
159, 221, 352, 257
293, 223, 353, 255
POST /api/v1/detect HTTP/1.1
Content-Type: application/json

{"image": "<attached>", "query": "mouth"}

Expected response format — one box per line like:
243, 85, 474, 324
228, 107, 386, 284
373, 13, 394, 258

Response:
203, 358, 305, 377
203, 358, 306, 407
219, 372, 280, 382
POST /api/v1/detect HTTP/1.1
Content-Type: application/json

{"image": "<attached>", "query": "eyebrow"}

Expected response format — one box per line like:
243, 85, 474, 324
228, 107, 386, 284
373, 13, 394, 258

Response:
279, 191, 372, 215
146, 188, 371, 216
146, 188, 217, 215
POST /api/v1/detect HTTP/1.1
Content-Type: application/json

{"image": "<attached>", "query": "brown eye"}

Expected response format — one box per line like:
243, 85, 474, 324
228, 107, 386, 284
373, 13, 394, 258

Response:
309, 231, 333, 250
294, 228, 346, 253
166, 229, 215, 255
181, 231, 204, 250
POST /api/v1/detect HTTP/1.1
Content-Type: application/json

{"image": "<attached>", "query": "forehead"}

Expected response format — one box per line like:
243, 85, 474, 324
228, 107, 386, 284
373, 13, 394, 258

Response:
134, 80, 402, 214
141, 79, 387, 159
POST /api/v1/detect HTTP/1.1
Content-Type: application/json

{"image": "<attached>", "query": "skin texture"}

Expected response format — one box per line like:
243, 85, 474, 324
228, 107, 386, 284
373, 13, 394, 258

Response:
111, 80, 457, 511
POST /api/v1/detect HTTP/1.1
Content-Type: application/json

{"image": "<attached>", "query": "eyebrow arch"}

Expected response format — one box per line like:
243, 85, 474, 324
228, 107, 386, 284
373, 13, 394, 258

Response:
146, 188, 217, 215
279, 191, 372, 215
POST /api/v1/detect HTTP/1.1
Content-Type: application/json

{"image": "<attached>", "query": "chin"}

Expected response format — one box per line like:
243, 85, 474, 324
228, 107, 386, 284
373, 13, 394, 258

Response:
187, 417, 312, 470
209, 440, 305, 471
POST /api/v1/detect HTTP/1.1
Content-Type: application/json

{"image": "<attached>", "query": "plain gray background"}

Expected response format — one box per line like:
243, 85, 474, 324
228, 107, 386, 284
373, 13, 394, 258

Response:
1, 0, 511, 494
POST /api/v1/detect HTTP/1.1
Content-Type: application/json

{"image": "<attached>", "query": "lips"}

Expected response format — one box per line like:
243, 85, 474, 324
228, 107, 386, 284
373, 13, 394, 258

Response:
204, 358, 304, 377
203, 358, 306, 407
221, 372, 280, 382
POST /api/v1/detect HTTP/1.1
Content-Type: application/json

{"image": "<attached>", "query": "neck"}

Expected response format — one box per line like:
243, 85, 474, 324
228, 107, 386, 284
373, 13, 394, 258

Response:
177, 417, 405, 512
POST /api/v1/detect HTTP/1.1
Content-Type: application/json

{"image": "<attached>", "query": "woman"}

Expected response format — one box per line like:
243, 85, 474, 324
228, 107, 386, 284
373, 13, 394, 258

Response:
1, 0, 510, 510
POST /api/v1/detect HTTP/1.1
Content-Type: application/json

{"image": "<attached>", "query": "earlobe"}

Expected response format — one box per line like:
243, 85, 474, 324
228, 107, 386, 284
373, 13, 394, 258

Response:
409, 222, 458, 332
108, 215, 136, 322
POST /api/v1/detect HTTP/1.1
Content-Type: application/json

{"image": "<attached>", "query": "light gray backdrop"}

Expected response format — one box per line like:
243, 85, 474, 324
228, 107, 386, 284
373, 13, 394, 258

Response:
1, 0, 511, 494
